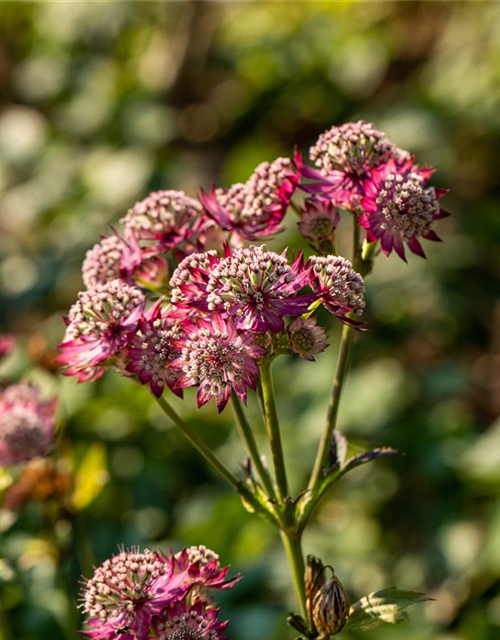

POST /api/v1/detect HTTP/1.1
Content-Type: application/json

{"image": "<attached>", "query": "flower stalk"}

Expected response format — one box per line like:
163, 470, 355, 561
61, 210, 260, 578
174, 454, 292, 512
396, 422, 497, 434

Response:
259, 360, 289, 502
230, 394, 277, 501
156, 395, 241, 491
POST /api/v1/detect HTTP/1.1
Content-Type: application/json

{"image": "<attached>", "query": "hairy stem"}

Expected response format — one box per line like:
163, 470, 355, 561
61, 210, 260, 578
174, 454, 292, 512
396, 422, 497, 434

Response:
307, 322, 355, 493
156, 395, 241, 491
230, 395, 277, 500
259, 361, 289, 501
280, 530, 308, 622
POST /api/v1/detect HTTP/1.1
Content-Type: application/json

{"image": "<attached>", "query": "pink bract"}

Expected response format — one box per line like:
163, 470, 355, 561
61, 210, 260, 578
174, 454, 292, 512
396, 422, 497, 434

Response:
360, 157, 449, 261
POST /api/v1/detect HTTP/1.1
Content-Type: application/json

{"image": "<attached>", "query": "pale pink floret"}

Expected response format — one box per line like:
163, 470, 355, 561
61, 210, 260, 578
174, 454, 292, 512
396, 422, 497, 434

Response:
171, 315, 265, 412
308, 256, 365, 326
205, 246, 315, 334
288, 317, 329, 361
300, 121, 409, 209
200, 156, 300, 241
121, 190, 202, 253
360, 157, 449, 261
0, 383, 56, 466
57, 280, 145, 382
80, 545, 238, 640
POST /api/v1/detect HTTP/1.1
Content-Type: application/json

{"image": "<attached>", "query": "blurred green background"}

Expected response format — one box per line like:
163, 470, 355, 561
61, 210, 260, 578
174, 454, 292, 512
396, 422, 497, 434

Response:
0, 2, 499, 639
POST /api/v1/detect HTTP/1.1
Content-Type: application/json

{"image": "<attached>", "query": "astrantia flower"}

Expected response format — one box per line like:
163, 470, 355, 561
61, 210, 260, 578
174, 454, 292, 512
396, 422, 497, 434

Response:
288, 317, 329, 361
206, 246, 315, 334
171, 315, 265, 412
125, 304, 182, 398
80, 545, 239, 640
200, 156, 300, 240
82, 234, 169, 290
121, 190, 202, 252
360, 157, 449, 261
170, 251, 219, 317
0, 335, 15, 361
301, 121, 408, 209
151, 601, 228, 640
58, 280, 145, 382
298, 199, 340, 244
80, 547, 191, 640
308, 256, 365, 324
0, 383, 56, 466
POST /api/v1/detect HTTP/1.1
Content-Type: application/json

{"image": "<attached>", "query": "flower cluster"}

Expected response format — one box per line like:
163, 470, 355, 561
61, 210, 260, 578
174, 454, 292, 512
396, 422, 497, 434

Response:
0, 383, 56, 466
80, 544, 236, 640
58, 119, 448, 411
200, 156, 300, 241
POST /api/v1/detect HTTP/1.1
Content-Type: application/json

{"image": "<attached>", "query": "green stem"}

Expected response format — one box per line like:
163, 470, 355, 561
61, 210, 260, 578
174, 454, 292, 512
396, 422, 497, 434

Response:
307, 323, 355, 493
280, 530, 308, 622
230, 395, 277, 500
259, 361, 289, 501
156, 395, 241, 491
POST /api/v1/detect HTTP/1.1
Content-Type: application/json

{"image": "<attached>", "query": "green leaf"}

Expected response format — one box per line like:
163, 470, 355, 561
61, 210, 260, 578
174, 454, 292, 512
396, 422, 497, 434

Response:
71, 442, 109, 511
345, 588, 432, 632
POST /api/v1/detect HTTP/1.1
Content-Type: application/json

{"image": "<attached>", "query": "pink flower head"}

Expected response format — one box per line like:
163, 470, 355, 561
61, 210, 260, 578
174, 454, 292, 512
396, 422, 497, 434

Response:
171, 315, 265, 412
308, 256, 365, 325
125, 304, 182, 398
121, 190, 203, 252
360, 157, 449, 261
298, 199, 340, 243
0, 383, 56, 466
151, 601, 229, 640
80, 546, 191, 640
288, 317, 329, 361
82, 234, 169, 290
57, 280, 145, 382
170, 251, 220, 318
206, 246, 315, 334
0, 335, 15, 361
200, 156, 300, 241
301, 121, 408, 209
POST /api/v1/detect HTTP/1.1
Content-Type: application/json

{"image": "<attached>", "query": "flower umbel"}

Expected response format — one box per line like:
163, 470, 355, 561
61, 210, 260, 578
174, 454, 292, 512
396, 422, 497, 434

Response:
297, 199, 340, 245
0, 383, 56, 466
151, 601, 228, 640
206, 246, 315, 334
288, 317, 329, 361
171, 315, 265, 412
360, 157, 449, 261
125, 304, 182, 398
200, 156, 299, 241
58, 280, 145, 382
301, 121, 408, 209
308, 256, 365, 325
121, 190, 203, 252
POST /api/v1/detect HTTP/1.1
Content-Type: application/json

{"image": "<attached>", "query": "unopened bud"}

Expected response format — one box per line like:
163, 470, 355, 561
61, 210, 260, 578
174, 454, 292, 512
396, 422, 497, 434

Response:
312, 572, 350, 638
305, 555, 326, 624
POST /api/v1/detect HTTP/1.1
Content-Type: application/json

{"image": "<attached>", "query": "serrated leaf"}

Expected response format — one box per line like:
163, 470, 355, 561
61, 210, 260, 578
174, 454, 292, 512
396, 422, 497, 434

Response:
71, 442, 109, 511
345, 588, 431, 632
